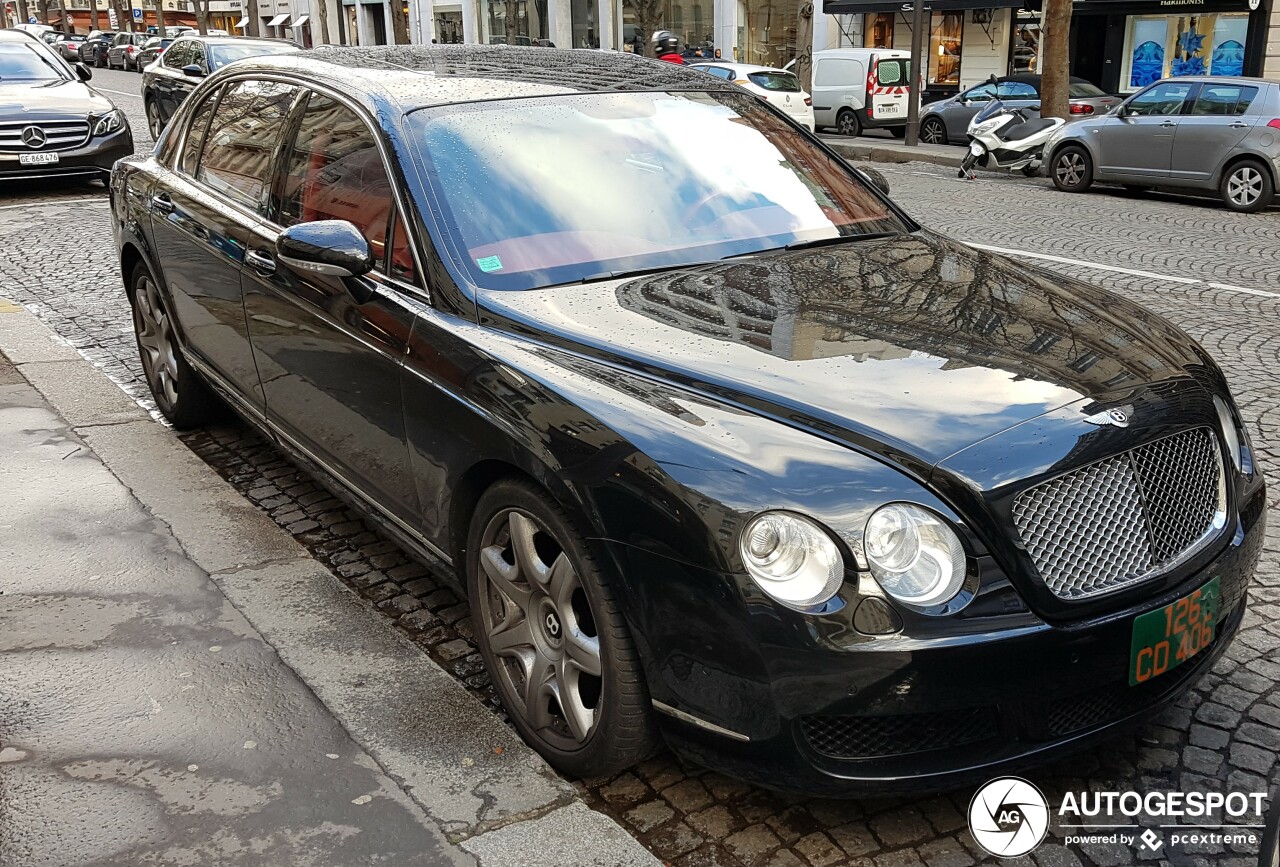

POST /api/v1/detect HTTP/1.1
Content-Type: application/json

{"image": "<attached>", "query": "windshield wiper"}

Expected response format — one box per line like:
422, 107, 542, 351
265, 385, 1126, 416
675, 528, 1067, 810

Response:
782, 231, 901, 252
542, 260, 720, 289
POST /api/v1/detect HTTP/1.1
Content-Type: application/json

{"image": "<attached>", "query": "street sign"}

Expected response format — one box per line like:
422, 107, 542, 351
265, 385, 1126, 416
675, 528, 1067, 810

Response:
132, 7, 142, 19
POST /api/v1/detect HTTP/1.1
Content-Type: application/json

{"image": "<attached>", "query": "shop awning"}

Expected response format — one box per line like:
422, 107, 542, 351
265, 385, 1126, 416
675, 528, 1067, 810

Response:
267, 13, 290, 26
824, 0, 1022, 13
292, 14, 309, 26
233, 16, 248, 27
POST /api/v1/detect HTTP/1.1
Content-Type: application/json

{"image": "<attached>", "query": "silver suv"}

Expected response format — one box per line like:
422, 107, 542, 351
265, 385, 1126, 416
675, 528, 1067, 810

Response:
1045, 77, 1279, 213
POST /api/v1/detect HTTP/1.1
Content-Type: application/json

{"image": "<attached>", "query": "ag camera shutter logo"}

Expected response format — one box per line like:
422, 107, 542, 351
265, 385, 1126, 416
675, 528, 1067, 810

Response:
968, 777, 1051, 857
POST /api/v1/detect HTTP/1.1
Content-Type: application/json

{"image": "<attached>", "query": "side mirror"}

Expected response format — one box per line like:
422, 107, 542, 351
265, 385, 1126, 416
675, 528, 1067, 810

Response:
181, 63, 205, 77
855, 166, 890, 196
276, 220, 374, 279
75, 63, 92, 81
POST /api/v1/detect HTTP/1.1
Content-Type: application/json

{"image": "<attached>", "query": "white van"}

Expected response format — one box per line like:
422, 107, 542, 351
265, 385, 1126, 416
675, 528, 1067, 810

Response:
808, 48, 911, 137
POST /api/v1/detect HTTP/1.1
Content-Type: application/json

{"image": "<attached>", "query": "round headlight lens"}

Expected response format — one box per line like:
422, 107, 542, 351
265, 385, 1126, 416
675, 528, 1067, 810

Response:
864, 504, 965, 607
739, 512, 844, 610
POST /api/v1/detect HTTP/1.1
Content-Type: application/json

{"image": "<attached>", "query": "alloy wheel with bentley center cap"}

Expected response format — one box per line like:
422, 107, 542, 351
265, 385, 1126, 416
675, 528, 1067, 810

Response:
467, 480, 657, 777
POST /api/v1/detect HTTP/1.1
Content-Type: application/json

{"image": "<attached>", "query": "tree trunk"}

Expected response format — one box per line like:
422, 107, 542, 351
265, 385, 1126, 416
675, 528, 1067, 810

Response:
1039, 0, 1073, 120
193, 0, 207, 33
503, 0, 517, 44
109, 0, 125, 30
622, 0, 661, 55
16, 0, 30, 27
36, 0, 48, 25
155, 0, 166, 35
245, 1, 259, 36
794, 0, 813, 93
90, 0, 99, 31
389, 0, 408, 43
313, 0, 329, 44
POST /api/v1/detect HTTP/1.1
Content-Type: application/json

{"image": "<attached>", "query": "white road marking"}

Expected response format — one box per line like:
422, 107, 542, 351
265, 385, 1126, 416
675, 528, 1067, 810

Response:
94, 87, 143, 99
969, 242, 1280, 299
0, 198, 108, 211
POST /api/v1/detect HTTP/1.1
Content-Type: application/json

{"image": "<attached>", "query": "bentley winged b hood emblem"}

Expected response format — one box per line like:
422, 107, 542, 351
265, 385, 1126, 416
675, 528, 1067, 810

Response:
1083, 405, 1133, 428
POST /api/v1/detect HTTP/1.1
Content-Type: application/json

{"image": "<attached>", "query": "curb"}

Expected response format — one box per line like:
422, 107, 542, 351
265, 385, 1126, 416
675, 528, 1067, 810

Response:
0, 300, 659, 867
820, 137, 976, 172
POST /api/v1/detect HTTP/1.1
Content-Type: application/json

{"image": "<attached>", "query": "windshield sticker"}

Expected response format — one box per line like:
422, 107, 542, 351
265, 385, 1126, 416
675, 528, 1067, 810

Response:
476, 255, 504, 273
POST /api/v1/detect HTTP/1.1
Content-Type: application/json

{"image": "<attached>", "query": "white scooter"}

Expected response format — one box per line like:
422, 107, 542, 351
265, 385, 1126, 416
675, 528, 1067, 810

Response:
958, 78, 1066, 180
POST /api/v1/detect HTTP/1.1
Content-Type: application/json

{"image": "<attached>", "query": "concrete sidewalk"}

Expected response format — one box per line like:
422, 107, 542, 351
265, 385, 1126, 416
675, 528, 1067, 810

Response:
818, 134, 971, 171
0, 300, 656, 866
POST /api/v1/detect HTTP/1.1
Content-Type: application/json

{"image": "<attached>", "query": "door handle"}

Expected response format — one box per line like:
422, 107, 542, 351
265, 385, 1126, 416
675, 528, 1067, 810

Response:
1159, 121, 1177, 127
245, 249, 276, 274
1229, 121, 1249, 129
150, 193, 175, 214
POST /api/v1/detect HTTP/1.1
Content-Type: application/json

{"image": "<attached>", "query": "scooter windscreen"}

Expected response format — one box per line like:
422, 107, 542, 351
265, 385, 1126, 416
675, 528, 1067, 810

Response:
971, 99, 1006, 124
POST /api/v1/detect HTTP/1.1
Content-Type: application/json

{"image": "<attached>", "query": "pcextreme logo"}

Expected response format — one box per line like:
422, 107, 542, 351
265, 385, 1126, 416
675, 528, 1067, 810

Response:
968, 777, 1051, 858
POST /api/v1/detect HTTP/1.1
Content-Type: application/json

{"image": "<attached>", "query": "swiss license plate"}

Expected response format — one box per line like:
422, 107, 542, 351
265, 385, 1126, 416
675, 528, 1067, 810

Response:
1129, 577, 1220, 686
969, 142, 984, 156
19, 152, 59, 166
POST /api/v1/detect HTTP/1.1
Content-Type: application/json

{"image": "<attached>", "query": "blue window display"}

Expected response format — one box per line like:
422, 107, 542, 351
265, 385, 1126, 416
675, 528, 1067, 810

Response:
1131, 40, 1164, 88
1211, 40, 1245, 76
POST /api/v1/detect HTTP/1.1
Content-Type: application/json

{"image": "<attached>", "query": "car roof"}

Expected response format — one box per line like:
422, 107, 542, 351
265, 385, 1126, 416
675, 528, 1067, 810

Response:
175, 34, 299, 46
0, 29, 42, 43
690, 61, 791, 74
220, 45, 734, 111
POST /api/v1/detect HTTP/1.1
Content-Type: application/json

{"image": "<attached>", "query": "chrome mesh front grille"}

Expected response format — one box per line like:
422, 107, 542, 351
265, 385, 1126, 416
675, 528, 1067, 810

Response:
0, 120, 90, 152
1012, 428, 1225, 600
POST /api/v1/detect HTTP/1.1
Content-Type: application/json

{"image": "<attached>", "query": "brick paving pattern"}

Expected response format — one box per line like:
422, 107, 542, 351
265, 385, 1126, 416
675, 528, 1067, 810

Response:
4, 141, 1280, 866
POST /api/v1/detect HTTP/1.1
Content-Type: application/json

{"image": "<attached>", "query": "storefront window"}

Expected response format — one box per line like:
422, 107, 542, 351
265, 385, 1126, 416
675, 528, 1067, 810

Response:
928, 11, 962, 86
571, 0, 596, 47
736, 0, 796, 67
484, 0, 548, 45
1123, 14, 1249, 90
659, 0, 714, 55
863, 12, 892, 48
1011, 13, 1040, 74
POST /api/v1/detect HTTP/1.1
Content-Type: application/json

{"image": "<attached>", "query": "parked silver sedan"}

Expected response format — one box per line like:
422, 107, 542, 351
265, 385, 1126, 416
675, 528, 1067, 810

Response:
1046, 77, 1279, 213
919, 75, 1117, 146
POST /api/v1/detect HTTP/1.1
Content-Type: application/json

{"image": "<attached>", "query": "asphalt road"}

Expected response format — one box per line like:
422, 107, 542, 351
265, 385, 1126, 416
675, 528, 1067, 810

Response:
3, 78, 1280, 866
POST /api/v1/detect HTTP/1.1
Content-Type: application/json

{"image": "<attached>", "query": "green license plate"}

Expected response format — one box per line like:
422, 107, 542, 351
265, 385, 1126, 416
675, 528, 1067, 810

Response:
1129, 577, 1220, 686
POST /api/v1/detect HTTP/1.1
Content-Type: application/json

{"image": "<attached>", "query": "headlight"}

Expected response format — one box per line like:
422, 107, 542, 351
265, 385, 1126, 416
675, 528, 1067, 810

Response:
864, 503, 965, 608
1213, 396, 1244, 473
739, 512, 844, 610
93, 109, 125, 137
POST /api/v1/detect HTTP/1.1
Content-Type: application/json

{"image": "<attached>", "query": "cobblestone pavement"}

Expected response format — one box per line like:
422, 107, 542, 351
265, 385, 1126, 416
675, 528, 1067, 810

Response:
4, 138, 1280, 866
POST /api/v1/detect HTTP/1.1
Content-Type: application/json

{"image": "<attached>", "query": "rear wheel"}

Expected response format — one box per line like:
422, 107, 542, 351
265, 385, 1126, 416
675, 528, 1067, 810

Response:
836, 108, 862, 137
1051, 145, 1093, 193
468, 479, 657, 779
129, 261, 223, 428
920, 117, 946, 145
1220, 160, 1273, 213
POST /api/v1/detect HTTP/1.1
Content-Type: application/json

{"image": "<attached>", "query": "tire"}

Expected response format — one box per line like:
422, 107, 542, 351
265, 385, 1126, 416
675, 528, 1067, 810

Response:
1220, 159, 1274, 213
836, 108, 862, 137
1021, 164, 1041, 178
146, 101, 163, 140
128, 260, 223, 429
467, 479, 658, 779
920, 117, 946, 145
1051, 145, 1093, 193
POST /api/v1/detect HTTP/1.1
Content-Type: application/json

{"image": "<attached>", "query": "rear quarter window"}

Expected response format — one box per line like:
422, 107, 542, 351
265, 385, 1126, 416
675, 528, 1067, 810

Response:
814, 58, 863, 87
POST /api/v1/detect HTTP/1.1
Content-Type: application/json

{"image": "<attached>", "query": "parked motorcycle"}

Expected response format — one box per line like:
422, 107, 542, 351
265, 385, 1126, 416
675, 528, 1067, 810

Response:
958, 76, 1065, 180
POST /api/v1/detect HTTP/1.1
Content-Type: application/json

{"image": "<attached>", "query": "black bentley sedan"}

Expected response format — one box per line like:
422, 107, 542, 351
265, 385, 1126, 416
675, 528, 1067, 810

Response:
141, 35, 300, 139
0, 30, 133, 183
111, 46, 1264, 795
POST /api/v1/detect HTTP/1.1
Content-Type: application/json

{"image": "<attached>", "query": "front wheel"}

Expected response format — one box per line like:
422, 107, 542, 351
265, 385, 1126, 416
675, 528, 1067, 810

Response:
146, 101, 163, 140
836, 109, 862, 137
468, 479, 658, 779
1220, 160, 1274, 213
1051, 145, 1094, 193
920, 117, 946, 145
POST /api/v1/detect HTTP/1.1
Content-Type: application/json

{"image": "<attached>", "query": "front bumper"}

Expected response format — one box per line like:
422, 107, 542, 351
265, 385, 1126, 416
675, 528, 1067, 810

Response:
0, 128, 133, 182
618, 476, 1264, 796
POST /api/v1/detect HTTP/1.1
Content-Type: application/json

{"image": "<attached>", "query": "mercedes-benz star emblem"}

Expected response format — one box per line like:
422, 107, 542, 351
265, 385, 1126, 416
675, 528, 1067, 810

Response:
20, 126, 46, 149
545, 611, 561, 638
1083, 405, 1133, 428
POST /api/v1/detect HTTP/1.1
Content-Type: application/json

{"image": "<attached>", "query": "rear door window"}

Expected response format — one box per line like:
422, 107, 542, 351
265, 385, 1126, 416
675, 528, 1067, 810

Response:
1190, 84, 1259, 116
748, 71, 801, 92
180, 86, 220, 175
196, 80, 299, 213
997, 81, 1038, 99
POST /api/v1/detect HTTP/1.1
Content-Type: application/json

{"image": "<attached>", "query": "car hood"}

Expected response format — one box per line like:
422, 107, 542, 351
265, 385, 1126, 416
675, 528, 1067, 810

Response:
476, 232, 1205, 477
0, 79, 114, 117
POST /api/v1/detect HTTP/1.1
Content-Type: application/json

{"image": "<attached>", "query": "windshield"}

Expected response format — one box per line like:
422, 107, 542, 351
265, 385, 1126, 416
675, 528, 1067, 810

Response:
972, 99, 1006, 123
0, 44, 67, 81
748, 71, 800, 92
208, 42, 298, 69
411, 91, 906, 291
1069, 81, 1107, 98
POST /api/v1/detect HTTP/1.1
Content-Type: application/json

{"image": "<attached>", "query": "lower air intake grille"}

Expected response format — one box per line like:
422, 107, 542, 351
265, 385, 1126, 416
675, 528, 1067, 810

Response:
800, 708, 998, 759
